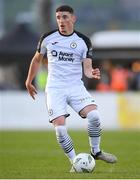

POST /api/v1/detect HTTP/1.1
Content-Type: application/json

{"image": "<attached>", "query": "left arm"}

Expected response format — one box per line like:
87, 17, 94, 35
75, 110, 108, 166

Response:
83, 58, 100, 79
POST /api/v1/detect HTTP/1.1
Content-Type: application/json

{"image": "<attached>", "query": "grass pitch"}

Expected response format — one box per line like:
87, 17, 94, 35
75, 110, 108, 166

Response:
0, 130, 140, 179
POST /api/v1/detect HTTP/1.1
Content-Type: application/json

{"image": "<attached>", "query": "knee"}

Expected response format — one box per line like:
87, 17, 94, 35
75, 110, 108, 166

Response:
52, 116, 65, 127
55, 125, 67, 137
87, 109, 101, 126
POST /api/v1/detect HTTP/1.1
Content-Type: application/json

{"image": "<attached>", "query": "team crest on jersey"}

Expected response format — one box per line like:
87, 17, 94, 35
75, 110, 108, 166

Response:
70, 42, 77, 49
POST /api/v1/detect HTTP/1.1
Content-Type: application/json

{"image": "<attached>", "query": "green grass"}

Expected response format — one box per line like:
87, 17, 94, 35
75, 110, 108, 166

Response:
0, 130, 140, 179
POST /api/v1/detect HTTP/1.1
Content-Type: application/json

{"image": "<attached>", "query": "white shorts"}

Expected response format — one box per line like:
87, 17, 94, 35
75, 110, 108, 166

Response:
46, 85, 96, 122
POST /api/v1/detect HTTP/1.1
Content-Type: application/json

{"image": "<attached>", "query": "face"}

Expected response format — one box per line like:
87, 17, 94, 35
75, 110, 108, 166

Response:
56, 11, 76, 35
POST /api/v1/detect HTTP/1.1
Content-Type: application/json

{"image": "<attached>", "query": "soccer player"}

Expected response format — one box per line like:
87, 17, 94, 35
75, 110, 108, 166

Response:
25, 5, 117, 172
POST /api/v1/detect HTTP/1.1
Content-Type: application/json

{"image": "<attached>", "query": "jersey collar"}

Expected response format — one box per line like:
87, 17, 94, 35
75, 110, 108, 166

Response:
58, 29, 74, 37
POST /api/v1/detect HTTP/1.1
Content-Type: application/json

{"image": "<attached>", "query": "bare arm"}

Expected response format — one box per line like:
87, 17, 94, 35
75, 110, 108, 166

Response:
83, 58, 100, 79
25, 51, 45, 99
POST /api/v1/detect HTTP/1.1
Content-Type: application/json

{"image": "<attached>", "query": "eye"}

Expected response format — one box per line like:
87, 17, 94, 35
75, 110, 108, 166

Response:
56, 16, 60, 20
63, 15, 68, 19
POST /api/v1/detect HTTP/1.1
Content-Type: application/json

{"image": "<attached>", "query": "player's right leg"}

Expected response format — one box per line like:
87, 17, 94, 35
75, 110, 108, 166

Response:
52, 116, 76, 166
46, 89, 76, 169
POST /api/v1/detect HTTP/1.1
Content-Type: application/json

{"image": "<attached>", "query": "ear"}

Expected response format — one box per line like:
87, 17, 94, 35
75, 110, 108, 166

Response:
72, 15, 77, 23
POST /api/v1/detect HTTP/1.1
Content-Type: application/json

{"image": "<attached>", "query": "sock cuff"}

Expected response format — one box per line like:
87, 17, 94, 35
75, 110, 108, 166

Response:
55, 125, 67, 136
87, 109, 100, 120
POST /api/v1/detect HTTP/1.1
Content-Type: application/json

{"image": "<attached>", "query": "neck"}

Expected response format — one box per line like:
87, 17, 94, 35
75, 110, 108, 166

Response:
59, 29, 74, 36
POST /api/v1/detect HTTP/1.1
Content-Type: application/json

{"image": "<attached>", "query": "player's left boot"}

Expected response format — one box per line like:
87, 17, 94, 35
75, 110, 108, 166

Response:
91, 151, 117, 163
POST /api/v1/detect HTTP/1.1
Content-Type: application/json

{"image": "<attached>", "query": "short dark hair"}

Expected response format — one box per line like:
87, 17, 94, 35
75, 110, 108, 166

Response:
56, 5, 74, 14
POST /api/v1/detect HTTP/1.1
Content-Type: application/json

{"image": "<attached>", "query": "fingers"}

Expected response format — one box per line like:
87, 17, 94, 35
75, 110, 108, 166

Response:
26, 84, 37, 100
92, 68, 101, 79
30, 90, 37, 100
30, 86, 37, 100
92, 68, 100, 74
31, 86, 37, 94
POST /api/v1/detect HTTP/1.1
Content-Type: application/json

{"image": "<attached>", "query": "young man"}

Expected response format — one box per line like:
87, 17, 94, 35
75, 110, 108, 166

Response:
25, 5, 117, 172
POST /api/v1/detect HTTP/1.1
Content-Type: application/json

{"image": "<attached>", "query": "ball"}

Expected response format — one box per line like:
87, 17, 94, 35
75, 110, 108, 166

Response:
73, 153, 95, 173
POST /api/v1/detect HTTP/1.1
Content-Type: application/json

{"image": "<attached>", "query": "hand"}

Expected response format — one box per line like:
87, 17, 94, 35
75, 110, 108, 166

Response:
92, 68, 101, 79
25, 81, 37, 100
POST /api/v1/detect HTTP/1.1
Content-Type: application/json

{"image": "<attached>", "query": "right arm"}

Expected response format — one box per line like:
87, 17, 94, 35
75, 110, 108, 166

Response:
25, 51, 45, 99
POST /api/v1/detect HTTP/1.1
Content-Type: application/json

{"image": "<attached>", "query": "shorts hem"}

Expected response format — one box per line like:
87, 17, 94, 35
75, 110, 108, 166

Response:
49, 113, 70, 123
78, 103, 97, 118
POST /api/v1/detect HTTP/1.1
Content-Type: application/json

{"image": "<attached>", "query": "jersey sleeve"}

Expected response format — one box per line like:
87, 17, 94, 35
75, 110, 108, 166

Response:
82, 37, 93, 60
37, 34, 47, 55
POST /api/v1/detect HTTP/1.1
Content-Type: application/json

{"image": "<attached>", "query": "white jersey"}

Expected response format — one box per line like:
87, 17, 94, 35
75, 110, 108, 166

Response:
37, 30, 93, 90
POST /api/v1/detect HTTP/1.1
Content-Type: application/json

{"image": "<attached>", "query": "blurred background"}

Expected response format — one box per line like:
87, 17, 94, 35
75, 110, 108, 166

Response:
0, 0, 140, 130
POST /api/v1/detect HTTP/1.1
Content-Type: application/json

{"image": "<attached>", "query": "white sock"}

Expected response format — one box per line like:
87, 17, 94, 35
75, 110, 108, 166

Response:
55, 125, 76, 163
87, 110, 102, 154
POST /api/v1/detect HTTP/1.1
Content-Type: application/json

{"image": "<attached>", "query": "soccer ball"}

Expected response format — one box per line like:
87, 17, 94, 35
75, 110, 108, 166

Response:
73, 153, 95, 173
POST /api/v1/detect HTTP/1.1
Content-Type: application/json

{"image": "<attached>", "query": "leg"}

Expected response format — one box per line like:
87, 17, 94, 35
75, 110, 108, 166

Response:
46, 89, 76, 172
80, 105, 117, 163
52, 116, 76, 164
80, 105, 101, 154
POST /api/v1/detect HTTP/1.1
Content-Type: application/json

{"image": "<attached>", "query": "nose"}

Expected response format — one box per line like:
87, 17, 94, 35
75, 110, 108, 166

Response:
58, 17, 65, 23
59, 19, 64, 24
